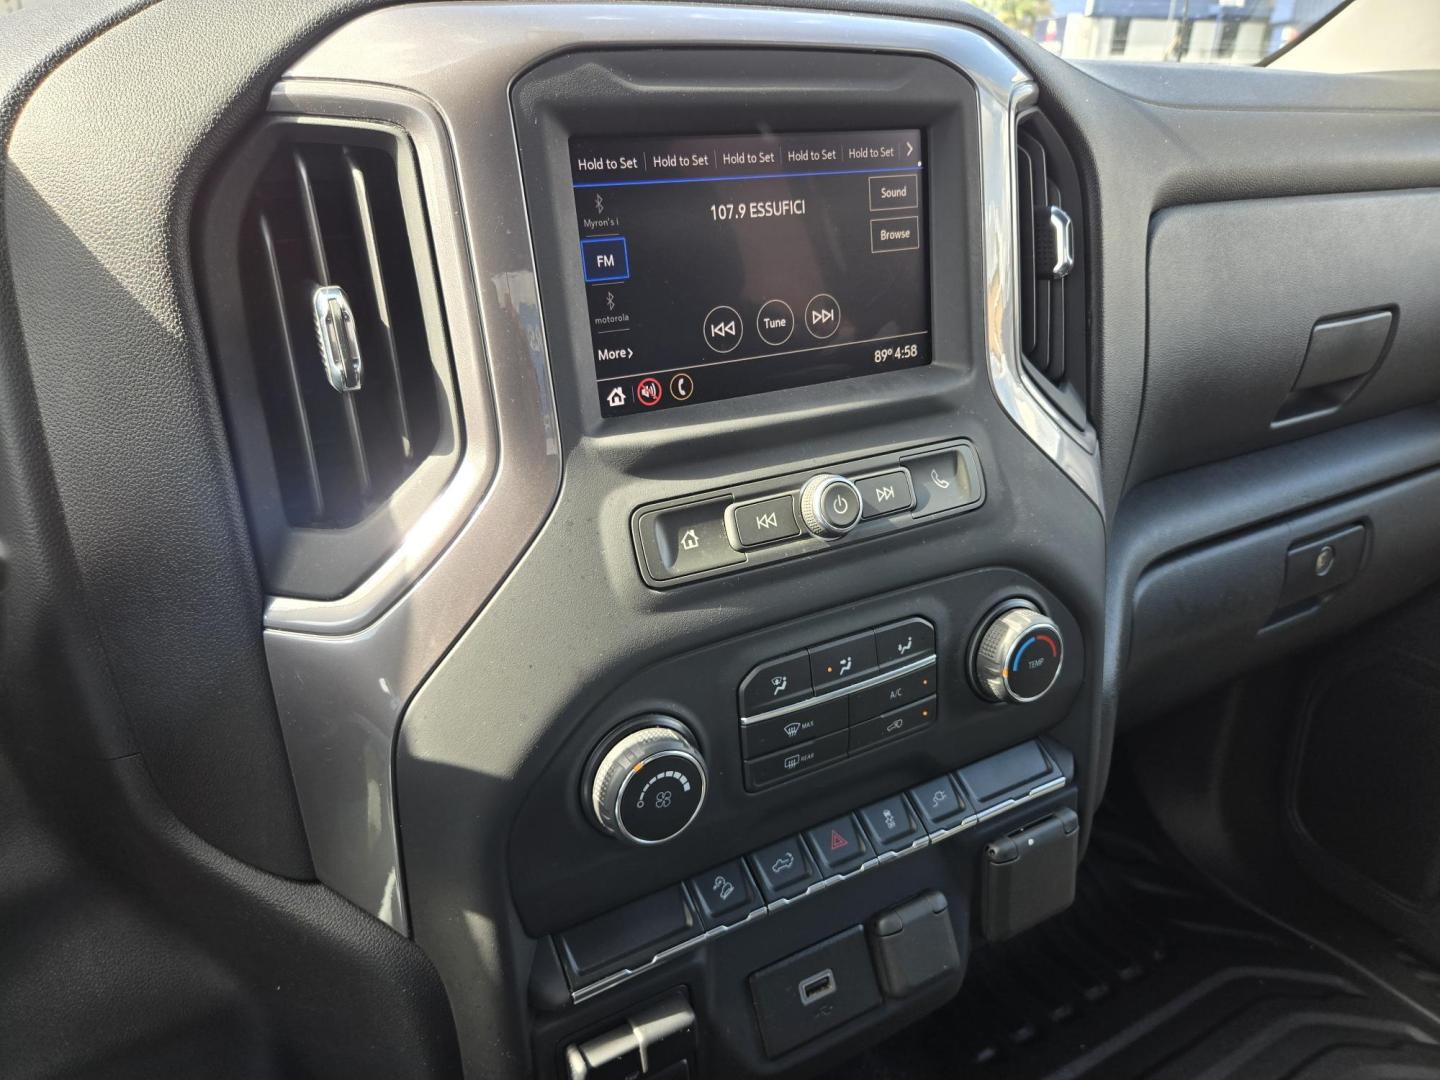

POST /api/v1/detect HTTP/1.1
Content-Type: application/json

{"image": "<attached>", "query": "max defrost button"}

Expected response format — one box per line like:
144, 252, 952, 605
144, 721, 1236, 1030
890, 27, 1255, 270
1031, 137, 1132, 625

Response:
636, 498, 744, 581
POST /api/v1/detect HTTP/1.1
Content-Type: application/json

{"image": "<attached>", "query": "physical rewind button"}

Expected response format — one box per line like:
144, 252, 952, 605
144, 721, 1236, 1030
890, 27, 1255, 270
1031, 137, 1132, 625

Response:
804, 294, 841, 340
703, 305, 743, 353
731, 494, 801, 549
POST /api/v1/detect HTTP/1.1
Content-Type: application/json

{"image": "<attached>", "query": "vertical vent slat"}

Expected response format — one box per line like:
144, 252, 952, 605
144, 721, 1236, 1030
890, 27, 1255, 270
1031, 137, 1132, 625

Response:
258, 212, 325, 522
345, 147, 414, 462
294, 147, 372, 500
1015, 110, 1087, 426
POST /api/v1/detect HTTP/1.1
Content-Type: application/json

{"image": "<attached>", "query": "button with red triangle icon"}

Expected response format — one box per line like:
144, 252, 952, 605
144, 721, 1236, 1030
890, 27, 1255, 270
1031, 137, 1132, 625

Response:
805, 815, 869, 874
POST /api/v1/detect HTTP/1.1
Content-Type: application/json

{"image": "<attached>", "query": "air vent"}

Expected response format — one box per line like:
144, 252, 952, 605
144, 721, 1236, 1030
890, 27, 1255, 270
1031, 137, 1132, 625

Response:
198, 119, 461, 600
1015, 109, 1088, 428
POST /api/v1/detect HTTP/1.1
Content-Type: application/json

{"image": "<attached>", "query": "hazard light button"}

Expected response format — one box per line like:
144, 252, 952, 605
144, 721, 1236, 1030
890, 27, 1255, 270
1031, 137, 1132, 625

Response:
804, 814, 869, 875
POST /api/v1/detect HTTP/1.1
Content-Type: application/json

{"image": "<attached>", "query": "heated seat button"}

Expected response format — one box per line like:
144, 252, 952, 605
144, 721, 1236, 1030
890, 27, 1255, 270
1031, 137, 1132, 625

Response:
689, 860, 757, 926
849, 665, 935, 723
739, 652, 812, 716
908, 775, 968, 830
731, 494, 801, 549
874, 617, 935, 667
856, 470, 915, 519
904, 445, 984, 519
742, 697, 847, 759
850, 697, 935, 752
744, 731, 848, 789
804, 815, 869, 875
636, 498, 745, 581
809, 631, 878, 692
749, 836, 819, 901
858, 795, 920, 853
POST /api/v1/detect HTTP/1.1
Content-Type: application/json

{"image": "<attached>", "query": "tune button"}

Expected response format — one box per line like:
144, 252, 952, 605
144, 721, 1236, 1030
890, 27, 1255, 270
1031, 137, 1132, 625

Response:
756, 299, 795, 346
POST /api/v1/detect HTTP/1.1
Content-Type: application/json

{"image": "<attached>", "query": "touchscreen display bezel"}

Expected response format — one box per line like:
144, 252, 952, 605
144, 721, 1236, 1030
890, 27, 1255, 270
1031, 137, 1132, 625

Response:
511, 48, 984, 443
566, 129, 933, 418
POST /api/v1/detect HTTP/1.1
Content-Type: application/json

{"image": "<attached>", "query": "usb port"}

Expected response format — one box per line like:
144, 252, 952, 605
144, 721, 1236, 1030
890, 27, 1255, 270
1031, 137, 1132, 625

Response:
797, 968, 837, 1006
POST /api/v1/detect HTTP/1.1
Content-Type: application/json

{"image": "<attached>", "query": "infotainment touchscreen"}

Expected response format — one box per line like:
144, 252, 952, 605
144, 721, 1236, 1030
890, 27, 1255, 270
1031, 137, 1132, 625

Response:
569, 130, 930, 417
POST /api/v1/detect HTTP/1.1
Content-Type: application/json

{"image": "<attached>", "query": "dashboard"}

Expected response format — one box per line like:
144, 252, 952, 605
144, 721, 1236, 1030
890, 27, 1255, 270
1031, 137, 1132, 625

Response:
7, 1, 1440, 1079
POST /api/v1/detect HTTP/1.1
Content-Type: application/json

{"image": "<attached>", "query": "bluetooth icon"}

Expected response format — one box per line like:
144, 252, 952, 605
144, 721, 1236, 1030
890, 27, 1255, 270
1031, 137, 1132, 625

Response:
594, 193, 605, 215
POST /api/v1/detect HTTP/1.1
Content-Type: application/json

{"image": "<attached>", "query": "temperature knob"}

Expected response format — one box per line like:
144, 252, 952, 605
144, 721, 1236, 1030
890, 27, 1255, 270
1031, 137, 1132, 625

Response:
800, 474, 863, 539
972, 604, 1064, 704
587, 720, 708, 845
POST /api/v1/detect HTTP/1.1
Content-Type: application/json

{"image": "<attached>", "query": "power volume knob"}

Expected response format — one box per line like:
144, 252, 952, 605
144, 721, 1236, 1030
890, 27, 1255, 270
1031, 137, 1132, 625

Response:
588, 720, 708, 845
800, 474, 863, 539
972, 605, 1064, 704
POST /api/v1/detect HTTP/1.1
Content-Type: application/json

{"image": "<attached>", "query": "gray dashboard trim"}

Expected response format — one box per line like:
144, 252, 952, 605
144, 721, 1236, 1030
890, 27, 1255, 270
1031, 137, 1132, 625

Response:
272, 1, 1097, 930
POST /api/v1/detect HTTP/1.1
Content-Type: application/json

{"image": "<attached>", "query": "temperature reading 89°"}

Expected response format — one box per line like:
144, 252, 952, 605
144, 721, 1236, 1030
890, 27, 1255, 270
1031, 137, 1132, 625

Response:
874, 343, 921, 365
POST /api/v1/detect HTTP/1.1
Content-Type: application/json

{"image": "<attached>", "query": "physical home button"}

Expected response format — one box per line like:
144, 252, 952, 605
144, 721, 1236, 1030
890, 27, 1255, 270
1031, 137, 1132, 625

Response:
741, 697, 847, 759
739, 652, 812, 716
744, 731, 848, 789
858, 794, 920, 853
689, 860, 756, 925
874, 617, 935, 667
731, 495, 801, 549
637, 499, 744, 581
856, 470, 915, 519
810, 631, 878, 692
804, 815, 868, 875
749, 836, 819, 901
850, 697, 935, 752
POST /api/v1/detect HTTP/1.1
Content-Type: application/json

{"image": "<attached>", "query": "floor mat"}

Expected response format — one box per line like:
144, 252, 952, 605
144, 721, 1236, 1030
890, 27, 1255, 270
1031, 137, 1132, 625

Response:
829, 807, 1440, 1079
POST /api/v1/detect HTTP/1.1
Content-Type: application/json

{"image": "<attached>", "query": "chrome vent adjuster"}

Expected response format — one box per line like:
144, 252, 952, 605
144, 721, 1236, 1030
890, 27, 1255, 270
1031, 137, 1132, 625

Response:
313, 284, 364, 393
196, 119, 462, 601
